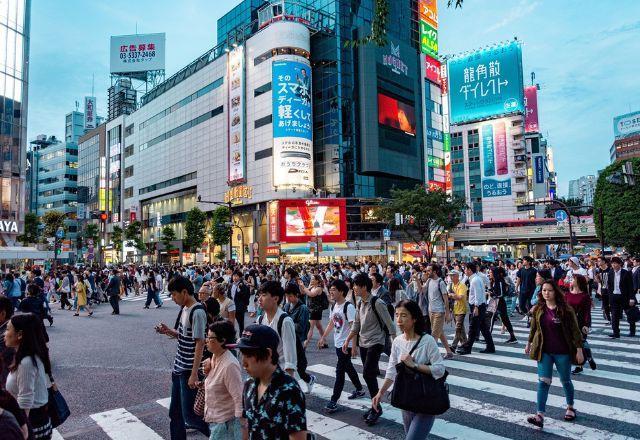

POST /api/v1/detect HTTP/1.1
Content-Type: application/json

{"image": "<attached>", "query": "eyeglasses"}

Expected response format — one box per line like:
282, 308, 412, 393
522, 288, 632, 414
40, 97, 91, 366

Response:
206, 336, 222, 342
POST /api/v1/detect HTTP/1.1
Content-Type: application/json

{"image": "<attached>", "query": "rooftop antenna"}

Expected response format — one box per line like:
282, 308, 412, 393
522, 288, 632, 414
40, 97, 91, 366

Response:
135, 22, 138, 34
91, 73, 95, 97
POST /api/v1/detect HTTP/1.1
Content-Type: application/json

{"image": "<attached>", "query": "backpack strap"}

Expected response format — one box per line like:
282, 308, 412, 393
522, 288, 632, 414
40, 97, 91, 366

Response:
188, 304, 205, 328
174, 306, 184, 330
277, 313, 288, 337
370, 296, 389, 336
343, 301, 351, 318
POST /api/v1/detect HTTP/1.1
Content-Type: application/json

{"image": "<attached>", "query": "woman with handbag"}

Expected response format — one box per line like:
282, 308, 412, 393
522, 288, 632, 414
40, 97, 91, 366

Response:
4, 313, 54, 439
525, 280, 584, 429
371, 300, 445, 439
566, 274, 597, 375
299, 275, 329, 349
488, 267, 517, 343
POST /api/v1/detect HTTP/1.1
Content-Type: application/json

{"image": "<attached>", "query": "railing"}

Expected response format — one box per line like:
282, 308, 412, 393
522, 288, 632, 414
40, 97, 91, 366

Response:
452, 223, 597, 243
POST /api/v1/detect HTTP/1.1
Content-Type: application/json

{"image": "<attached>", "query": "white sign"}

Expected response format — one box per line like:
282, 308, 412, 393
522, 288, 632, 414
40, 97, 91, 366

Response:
614, 111, 640, 139
382, 42, 408, 76
0, 220, 18, 233
110, 33, 166, 74
228, 46, 246, 183
84, 97, 96, 130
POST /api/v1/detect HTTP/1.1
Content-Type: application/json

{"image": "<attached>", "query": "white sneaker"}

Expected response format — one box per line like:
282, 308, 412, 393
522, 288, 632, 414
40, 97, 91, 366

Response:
521, 316, 528, 322
306, 374, 316, 394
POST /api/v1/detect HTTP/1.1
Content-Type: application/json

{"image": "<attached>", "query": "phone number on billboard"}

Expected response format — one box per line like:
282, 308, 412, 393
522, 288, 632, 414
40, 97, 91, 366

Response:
119, 51, 157, 60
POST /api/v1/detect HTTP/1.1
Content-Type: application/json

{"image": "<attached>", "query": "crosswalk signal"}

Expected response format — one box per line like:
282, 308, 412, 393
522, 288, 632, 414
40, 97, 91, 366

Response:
99, 212, 108, 222
55, 247, 62, 255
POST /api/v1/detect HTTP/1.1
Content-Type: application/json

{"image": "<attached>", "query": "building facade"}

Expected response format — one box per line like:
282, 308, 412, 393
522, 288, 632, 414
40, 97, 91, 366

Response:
567, 175, 595, 206
611, 110, 640, 162
65, 110, 85, 144
0, 0, 30, 244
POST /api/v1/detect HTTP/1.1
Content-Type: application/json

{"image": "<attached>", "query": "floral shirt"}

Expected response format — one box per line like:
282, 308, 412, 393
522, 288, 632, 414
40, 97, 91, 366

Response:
242, 367, 306, 439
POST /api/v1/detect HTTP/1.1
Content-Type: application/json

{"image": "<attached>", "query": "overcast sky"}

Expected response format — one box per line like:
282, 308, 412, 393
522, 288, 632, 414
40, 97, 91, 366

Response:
27, 0, 640, 196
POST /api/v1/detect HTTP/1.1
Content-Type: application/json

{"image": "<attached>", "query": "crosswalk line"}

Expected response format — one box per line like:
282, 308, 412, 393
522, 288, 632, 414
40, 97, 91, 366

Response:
91, 408, 163, 440
156, 397, 170, 408
506, 329, 640, 350
509, 322, 634, 341
52, 429, 64, 440
306, 409, 387, 439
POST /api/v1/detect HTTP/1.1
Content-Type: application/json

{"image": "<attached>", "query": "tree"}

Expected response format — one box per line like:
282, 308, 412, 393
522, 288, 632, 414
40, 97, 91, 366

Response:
183, 207, 207, 261
17, 212, 39, 245
544, 197, 593, 218
111, 225, 124, 262
594, 158, 640, 255
83, 223, 99, 243
210, 206, 232, 252
42, 211, 67, 238
383, 185, 466, 261
125, 220, 146, 258
160, 226, 177, 253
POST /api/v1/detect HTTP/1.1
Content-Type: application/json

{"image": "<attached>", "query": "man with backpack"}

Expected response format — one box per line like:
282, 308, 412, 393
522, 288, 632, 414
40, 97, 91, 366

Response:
283, 283, 316, 394
155, 275, 210, 439
424, 264, 455, 359
342, 273, 395, 426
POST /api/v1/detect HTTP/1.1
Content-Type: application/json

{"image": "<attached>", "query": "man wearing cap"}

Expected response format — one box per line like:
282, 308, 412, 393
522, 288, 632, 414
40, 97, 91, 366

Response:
564, 257, 588, 287
235, 324, 308, 440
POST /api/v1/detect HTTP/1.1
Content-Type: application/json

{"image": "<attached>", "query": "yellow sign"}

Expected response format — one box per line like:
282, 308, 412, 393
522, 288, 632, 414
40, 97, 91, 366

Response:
224, 185, 253, 204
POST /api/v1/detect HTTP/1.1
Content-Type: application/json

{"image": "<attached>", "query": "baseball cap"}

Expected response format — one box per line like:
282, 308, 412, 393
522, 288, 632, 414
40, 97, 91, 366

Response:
449, 270, 461, 276
228, 324, 279, 352
569, 256, 580, 266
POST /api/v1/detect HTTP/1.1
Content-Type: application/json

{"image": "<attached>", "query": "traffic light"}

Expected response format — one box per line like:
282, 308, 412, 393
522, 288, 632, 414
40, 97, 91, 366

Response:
99, 212, 108, 222
55, 247, 62, 255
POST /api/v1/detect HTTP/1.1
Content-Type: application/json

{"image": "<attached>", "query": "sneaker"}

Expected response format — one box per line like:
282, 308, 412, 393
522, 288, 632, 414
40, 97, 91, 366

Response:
521, 316, 529, 322
324, 401, 339, 413
306, 375, 316, 394
572, 366, 583, 375
365, 407, 383, 426
480, 348, 495, 354
505, 336, 518, 344
588, 358, 597, 370
362, 407, 373, 420
348, 389, 366, 400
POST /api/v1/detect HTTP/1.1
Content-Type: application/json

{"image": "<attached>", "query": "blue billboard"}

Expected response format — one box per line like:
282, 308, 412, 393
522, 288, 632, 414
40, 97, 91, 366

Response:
534, 155, 545, 184
448, 41, 525, 125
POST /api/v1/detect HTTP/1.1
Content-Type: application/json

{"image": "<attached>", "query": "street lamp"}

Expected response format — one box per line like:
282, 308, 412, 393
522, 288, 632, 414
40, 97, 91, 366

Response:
313, 220, 321, 265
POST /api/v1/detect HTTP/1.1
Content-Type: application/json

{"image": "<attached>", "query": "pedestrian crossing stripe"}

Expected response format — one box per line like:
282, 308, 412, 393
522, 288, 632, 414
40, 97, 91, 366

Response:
504, 329, 640, 351
91, 408, 163, 440
120, 293, 172, 303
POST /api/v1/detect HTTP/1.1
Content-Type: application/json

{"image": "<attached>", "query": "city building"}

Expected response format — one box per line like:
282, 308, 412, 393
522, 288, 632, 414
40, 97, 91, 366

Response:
97, 0, 430, 263
611, 110, 640, 162
567, 174, 596, 206
0, 0, 30, 245
65, 110, 85, 144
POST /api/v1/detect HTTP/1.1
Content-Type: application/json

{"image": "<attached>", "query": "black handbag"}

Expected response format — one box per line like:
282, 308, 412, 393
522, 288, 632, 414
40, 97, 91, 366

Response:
626, 306, 640, 323
390, 335, 450, 415
47, 380, 70, 428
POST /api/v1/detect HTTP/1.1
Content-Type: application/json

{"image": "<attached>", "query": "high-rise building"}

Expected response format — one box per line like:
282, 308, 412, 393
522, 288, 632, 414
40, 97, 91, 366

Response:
567, 175, 595, 205
0, 0, 30, 245
65, 110, 85, 144
611, 110, 640, 162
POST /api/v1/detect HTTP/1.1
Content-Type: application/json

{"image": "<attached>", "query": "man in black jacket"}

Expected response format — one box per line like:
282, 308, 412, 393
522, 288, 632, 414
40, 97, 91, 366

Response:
607, 257, 636, 338
228, 270, 250, 333
597, 257, 613, 323
106, 268, 121, 315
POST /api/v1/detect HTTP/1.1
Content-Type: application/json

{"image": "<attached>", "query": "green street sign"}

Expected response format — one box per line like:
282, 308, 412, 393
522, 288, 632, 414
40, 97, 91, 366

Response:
420, 20, 438, 58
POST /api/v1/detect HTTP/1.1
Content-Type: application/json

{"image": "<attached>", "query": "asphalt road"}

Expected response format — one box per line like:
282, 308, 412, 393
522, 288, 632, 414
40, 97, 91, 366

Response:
48, 294, 640, 440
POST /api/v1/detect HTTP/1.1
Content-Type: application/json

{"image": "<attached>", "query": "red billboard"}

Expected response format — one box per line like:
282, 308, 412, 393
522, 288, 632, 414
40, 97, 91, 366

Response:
428, 180, 446, 191
278, 198, 347, 243
378, 93, 416, 136
524, 86, 539, 133
425, 55, 441, 85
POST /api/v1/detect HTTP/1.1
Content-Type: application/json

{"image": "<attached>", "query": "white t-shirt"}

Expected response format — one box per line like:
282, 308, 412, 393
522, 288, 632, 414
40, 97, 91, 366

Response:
330, 301, 356, 348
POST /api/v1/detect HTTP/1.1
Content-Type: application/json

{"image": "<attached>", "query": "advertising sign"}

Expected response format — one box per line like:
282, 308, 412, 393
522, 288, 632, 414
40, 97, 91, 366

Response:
524, 86, 539, 133
481, 120, 512, 198
428, 180, 446, 191
272, 60, 313, 188
448, 41, 525, 124
419, 0, 438, 29
278, 199, 347, 244
419, 21, 438, 58
268, 201, 279, 243
382, 41, 408, 76
534, 155, 545, 184
110, 33, 166, 74
613, 110, 640, 139
378, 93, 416, 136
84, 96, 96, 130
228, 46, 246, 183
425, 55, 441, 85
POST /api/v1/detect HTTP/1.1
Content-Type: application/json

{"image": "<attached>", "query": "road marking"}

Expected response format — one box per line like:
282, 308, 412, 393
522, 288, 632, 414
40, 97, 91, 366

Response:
156, 398, 170, 409
91, 408, 163, 440
52, 430, 64, 440
506, 329, 640, 350
307, 409, 387, 439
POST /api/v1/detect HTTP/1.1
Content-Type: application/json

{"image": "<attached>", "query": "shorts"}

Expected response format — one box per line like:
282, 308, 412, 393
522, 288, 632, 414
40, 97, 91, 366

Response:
429, 312, 445, 339
310, 309, 324, 321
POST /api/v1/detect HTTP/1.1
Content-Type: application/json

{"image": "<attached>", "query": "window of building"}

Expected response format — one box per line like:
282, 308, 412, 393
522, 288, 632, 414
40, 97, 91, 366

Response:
138, 172, 197, 195
254, 82, 272, 97
125, 124, 134, 137
254, 114, 272, 129
124, 166, 134, 178
253, 47, 310, 66
124, 187, 133, 199
255, 147, 272, 160
124, 145, 134, 158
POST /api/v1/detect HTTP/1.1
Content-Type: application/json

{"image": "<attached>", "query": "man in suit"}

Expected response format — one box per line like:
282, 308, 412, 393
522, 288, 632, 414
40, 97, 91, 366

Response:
607, 256, 636, 338
228, 270, 250, 333
632, 257, 640, 296
547, 259, 565, 284
106, 268, 121, 315
597, 257, 613, 323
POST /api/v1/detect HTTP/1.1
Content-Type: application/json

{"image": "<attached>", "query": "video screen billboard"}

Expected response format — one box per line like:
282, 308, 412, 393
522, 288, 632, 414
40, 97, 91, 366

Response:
448, 41, 524, 124
524, 86, 539, 133
278, 199, 347, 243
110, 33, 166, 74
614, 110, 640, 139
272, 60, 313, 188
378, 93, 416, 136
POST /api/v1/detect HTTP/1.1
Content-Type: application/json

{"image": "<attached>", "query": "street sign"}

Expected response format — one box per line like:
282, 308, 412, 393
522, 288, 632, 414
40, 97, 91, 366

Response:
517, 204, 535, 212
383, 229, 391, 241
46, 237, 55, 244
55, 228, 65, 239
555, 210, 568, 223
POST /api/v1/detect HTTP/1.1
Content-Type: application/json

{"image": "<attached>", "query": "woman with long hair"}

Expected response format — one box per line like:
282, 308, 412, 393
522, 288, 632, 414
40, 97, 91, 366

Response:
567, 274, 596, 374
488, 267, 517, 343
388, 278, 407, 305
73, 274, 93, 317
525, 280, 584, 429
4, 313, 54, 439
299, 274, 328, 349
371, 300, 445, 438
143, 270, 162, 309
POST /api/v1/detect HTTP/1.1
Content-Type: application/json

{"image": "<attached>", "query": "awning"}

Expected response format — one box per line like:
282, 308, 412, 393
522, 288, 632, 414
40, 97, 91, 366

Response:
0, 247, 54, 260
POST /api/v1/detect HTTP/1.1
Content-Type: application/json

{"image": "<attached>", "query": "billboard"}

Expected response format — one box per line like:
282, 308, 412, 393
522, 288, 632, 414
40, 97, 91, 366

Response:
419, 0, 438, 28
448, 41, 525, 124
425, 55, 441, 85
419, 21, 438, 58
524, 86, 539, 133
268, 201, 279, 243
614, 111, 640, 139
272, 60, 313, 188
480, 119, 511, 198
84, 96, 96, 130
378, 93, 416, 136
278, 199, 347, 243
110, 33, 166, 74
534, 155, 545, 184
228, 46, 246, 183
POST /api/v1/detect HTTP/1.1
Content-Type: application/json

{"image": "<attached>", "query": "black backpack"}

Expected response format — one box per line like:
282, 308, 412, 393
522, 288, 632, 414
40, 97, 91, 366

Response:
369, 296, 393, 355
258, 313, 289, 337
174, 304, 206, 331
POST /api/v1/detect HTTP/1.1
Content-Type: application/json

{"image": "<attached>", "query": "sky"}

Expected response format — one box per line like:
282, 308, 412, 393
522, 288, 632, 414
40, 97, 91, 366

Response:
28, 0, 640, 196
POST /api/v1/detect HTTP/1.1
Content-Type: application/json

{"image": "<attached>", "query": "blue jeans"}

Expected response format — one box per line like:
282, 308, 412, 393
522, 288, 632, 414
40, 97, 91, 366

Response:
402, 410, 435, 439
536, 353, 574, 413
170, 372, 209, 440
209, 418, 242, 440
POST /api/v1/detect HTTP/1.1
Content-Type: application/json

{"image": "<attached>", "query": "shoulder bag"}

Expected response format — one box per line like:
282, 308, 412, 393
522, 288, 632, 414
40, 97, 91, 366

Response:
48, 376, 70, 428
390, 335, 450, 415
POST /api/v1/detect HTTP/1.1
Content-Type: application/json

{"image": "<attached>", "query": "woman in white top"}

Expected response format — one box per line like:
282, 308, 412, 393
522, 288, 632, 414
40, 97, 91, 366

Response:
372, 299, 445, 440
4, 313, 53, 440
213, 284, 236, 323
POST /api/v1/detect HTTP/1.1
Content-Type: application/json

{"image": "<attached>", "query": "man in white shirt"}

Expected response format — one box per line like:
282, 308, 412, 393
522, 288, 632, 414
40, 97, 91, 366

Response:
456, 262, 495, 355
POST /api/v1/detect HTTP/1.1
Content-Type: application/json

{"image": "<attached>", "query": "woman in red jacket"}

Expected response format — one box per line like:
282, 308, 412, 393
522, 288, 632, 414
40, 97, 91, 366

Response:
566, 274, 596, 374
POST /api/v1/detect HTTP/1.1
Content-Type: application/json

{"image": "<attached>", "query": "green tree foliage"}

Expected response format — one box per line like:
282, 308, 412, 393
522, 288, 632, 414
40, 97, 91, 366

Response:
184, 207, 207, 261
111, 225, 124, 261
160, 226, 177, 252
544, 197, 593, 217
42, 211, 67, 237
210, 206, 232, 248
17, 212, 40, 244
125, 220, 146, 254
83, 223, 99, 242
594, 158, 640, 255
383, 185, 466, 261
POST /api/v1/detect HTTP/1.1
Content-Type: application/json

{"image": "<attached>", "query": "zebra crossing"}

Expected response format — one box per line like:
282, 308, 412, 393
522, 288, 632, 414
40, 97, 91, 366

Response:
51, 307, 640, 439
119, 292, 172, 303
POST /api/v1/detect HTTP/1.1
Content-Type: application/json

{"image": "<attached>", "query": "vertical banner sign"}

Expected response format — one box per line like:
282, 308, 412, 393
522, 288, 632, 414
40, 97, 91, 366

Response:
481, 120, 511, 198
424, 55, 441, 85
419, 21, 438, 58
272, 60, 313, 188
84, 97, 96, 130
524, 86, 539, 133
228, 46, 246, 184
534, 156, 544, 183
419, 0, 438, 28
268, 201, 280, 243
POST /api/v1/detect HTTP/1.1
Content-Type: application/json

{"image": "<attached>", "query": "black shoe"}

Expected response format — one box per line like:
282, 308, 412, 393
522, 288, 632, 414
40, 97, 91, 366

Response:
365, 407, 382, 426
572, 366, 583, 375
362, 408, 373, 420
456, 347, 471, 355
143, 306, 150, 309
480, 348, 495, 354
505, 337, 518, 344
348, 389, 366, 400
324, 401, 338, 413
588, 358, 597, 370
608, 334, 620, 339
627, 333, 636, 337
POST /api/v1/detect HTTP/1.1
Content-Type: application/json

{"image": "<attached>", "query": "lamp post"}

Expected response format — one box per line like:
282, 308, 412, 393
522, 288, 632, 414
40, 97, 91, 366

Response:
313, 220, 320, 265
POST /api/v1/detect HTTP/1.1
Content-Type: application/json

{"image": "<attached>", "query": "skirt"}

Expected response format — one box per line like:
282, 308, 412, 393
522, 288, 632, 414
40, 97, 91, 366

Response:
29, 405, 52, 440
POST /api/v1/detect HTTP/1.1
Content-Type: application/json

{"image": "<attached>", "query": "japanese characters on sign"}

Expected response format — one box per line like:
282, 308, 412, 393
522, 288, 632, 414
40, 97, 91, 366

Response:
110, 33, 166, 74
272, 60, 313, 188
224, 185, 252, 204
480, 120, 512, 198
524, 86, 539, 133
448, 41, 525, 124
419, 21, 438, 58
419, 0, 438, 29
613, 110, 640, 139
268, 201, 280, 243
84, 97, 96, 130
228, 46, 246, 184
425, 55, 441, 85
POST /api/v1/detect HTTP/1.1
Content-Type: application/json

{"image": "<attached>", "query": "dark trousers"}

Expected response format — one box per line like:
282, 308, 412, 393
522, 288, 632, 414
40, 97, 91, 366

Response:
611, 295, 636, 336
144, 289, 161, 307
359, 344, 383, 404
236, 306, 246, 334
463, 304, 495, 351
296, 338, 311, 383
518, 290, 532, 314
109, 294, 120, 314
59, 291, 71, 309
170, 371, 209, 440
601, 290, 611, 322
331, 347, 363, 402
490, 297, 515, 337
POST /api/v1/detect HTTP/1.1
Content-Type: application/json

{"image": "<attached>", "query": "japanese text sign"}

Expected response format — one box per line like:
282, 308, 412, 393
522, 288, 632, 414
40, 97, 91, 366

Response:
110, 33, 165, 74
524, 86, 539, 133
